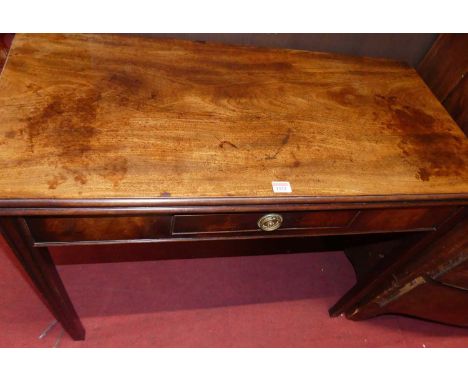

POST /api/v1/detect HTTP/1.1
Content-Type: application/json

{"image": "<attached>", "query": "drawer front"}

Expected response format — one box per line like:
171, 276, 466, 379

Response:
26, 206, 457, 244
172, 206, 456, 237
27, 215, 172, 243
172, 210, 357, 235
351, 207, 456, 232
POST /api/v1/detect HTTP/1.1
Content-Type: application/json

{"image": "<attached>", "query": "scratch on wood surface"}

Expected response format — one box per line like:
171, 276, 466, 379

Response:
218, 140, 238, 149
265, 128, 292, 160
377, 276, 427, 307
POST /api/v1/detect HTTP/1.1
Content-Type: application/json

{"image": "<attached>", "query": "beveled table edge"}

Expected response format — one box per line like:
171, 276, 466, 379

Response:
0, 193, 467, 208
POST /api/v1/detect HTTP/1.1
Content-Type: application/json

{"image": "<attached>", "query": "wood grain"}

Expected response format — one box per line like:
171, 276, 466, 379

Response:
0, 33, 467, 201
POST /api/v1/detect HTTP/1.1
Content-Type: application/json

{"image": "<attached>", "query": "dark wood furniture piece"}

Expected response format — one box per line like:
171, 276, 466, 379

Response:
418, 34, 468, 135
342, 218, 468, 326
0, 34, 467, 340
339, 34, 468, 326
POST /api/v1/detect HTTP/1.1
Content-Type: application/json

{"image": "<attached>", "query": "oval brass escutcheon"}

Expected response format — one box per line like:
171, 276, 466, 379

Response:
257, 213, 283, 232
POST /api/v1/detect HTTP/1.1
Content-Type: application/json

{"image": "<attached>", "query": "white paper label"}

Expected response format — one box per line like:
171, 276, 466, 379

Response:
272, 181, 292, 193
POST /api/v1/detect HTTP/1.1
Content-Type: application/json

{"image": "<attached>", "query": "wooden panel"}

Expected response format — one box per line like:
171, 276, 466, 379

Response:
26, 206, 456, 244
382, 280, 468, 327
350, 206, 456, 232
48, 233, 417, 265
0, 34, 14, 72
0, 49, 6, 70
344, 237, 412, 281
435, 260, 468, 290
0, 34, 466, 201
151, 34, 437, 67
429, 220, 468, 289
418, 34, 468, 101
172, 210, 357, 234
443, 75, 467, 135
417, 34, 468, 136
334, 210, 467, 322
27, 215, 172, 243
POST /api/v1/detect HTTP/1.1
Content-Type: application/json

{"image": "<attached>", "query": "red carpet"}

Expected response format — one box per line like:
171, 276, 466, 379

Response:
0, 234, 467, 347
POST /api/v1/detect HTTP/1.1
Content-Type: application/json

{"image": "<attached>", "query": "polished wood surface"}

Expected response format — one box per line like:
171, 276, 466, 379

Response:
0, 33, 467, 202
1, 34, 467, 340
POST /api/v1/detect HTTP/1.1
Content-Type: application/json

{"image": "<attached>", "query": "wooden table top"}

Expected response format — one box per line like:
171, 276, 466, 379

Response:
0, 34, 467, 205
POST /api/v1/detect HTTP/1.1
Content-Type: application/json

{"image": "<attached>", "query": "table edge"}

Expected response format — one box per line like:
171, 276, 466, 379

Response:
0, 194, 467, 209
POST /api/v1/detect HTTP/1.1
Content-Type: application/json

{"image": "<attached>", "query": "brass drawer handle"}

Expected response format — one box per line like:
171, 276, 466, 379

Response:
257, 213, 283, 232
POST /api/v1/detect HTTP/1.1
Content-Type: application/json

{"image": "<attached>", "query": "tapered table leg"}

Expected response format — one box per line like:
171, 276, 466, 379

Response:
0, 217, 85, 340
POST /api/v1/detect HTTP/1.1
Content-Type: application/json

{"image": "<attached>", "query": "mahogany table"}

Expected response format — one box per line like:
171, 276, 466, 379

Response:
0, 34, 467, 340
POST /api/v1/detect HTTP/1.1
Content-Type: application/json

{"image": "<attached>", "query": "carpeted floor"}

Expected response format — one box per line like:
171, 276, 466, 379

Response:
0, 234, 467, 347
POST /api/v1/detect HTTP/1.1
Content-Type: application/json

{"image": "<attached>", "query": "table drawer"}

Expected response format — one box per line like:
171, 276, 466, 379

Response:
172, 206, 456, 237
351, 207, 456, 232
172, 210, 357, 235
26, 206, 456, 244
